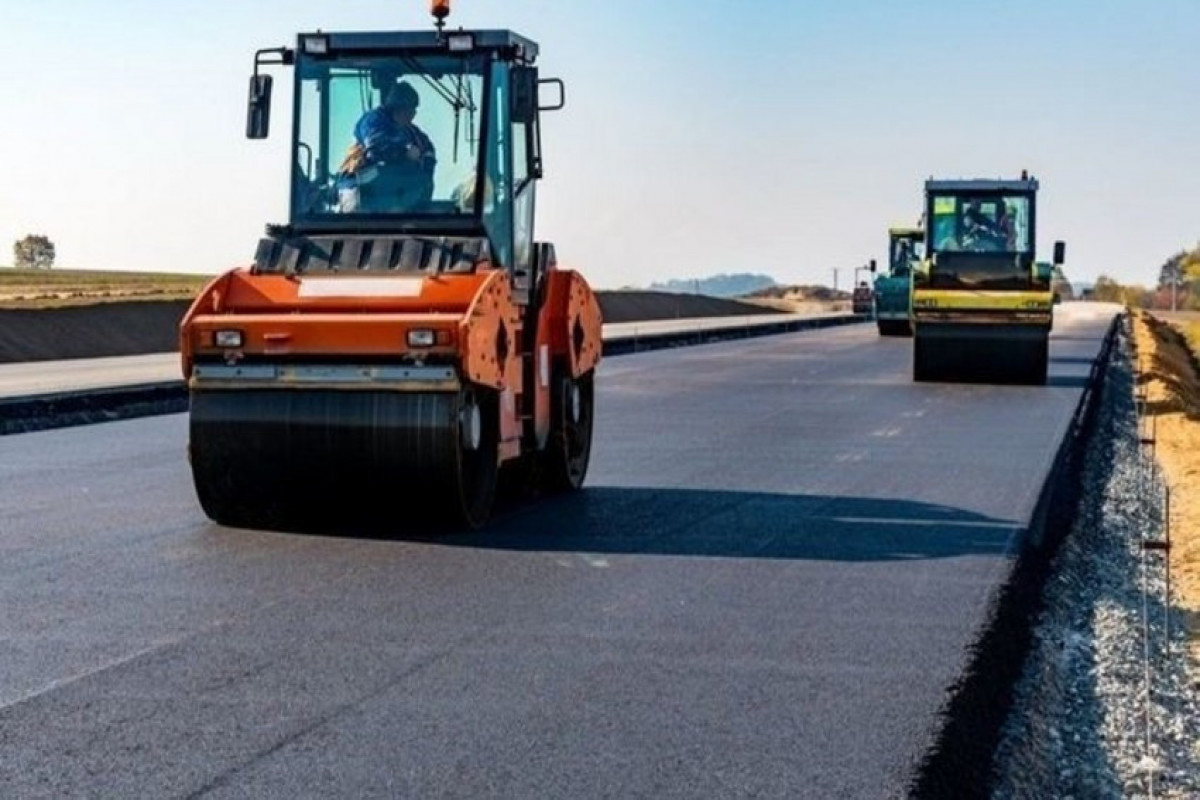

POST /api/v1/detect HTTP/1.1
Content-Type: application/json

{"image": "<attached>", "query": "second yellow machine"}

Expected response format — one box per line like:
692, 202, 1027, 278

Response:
911, 173, 1064, 385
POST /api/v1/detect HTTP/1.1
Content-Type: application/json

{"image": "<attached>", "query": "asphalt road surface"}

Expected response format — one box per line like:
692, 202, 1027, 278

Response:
0, 304, 1117, 798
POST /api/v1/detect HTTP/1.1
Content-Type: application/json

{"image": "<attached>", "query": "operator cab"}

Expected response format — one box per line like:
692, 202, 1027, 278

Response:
244, 8, 564, 289
887, 227, 924, 277
920, 175, 1064, 291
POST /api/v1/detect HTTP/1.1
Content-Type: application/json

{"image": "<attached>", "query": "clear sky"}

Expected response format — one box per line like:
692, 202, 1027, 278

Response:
1, 0, 1196, 289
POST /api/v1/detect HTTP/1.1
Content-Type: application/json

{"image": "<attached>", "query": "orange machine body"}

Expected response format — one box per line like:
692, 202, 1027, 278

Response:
181, 261, 602, 464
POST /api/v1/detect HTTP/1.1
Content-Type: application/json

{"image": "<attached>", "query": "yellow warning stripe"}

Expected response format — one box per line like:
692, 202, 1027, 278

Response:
911, 290, 1052, 312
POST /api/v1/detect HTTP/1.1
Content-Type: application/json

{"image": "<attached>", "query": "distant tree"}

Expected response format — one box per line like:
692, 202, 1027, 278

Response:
1091, 274, 1156, 308
13, 235, 55, 270
1157, 251, 1187, 290
1122, 285, 1155, 309
1181, 245, 1200, 289
1152, 245, 1200, 310
1091, 275, 1123, 303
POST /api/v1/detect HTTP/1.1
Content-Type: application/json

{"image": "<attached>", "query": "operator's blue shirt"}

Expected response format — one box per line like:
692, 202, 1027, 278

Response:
353, 107, 436, 172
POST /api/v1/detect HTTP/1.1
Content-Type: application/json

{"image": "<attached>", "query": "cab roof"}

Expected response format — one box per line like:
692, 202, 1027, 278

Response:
925, 178, 1038, 193
299, 29, 539, 63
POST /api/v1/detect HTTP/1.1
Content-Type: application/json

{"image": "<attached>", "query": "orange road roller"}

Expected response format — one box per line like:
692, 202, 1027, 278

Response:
180, 7, 602, 529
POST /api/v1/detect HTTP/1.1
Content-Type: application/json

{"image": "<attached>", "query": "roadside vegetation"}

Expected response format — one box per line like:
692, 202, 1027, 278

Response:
0, 268, 210, 309
1091, 243, 1200, 310
1132, 310, 1200, 661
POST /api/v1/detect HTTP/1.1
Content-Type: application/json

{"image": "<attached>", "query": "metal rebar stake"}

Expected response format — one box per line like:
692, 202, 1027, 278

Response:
1164, 485, 1171, 652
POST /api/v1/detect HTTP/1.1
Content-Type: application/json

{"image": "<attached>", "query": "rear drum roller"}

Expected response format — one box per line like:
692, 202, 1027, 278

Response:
449, 386, 500, 528
913, 336, 935, 382
541, 369, 595, 493
1024, 338, 1049, 386
979, 338, 1039, 385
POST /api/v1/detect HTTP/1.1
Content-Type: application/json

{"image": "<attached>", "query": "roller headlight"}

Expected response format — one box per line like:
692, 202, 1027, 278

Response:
214, 330, 244, 348
407, 329, 436, 348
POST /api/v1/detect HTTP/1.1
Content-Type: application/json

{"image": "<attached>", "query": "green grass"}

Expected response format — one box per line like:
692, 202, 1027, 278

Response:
0, 268, 211, 309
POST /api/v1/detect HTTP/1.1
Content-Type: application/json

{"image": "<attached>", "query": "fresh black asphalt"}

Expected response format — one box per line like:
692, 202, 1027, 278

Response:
0, 306, 1117, 798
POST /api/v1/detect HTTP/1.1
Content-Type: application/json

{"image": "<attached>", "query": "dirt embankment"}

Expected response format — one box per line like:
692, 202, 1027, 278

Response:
595, 291, 777, 324
741, 284, 851, 315
0, 292, 780, 364
1133, 311, 1200, 656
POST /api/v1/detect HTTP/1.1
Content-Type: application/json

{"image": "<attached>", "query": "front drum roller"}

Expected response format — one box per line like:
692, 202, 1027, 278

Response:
913, 335, 937, 382
189, 385, 499, 531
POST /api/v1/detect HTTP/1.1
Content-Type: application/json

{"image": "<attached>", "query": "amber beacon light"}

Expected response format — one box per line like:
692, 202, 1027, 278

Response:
431, 0, 451, 29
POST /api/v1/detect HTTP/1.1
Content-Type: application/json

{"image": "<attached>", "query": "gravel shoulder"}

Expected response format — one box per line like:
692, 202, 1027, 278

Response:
992, 322, 1200, 799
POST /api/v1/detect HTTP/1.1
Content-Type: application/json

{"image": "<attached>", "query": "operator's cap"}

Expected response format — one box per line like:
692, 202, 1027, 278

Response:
385, 82, 419, 111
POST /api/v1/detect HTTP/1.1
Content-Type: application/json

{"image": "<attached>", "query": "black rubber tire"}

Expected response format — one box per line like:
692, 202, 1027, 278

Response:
541, 369, 595, 493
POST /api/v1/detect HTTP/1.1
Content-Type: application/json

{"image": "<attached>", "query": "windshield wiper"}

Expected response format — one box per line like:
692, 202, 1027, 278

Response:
399, 56, 477, 113
398, 56, 479, 164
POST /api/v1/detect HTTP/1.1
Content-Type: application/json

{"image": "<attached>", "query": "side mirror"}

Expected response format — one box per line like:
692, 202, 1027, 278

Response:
1053, 241, 1066, 265
1053, 293, 1062, 305
869, 259, 877, 273
538, 78, 566, 112
512, 67, 538, 125
536, 242, 557, 274
246, 74, 274, 140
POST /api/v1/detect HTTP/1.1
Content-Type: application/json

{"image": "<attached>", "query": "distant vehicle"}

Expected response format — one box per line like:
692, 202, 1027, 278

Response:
911, 172, 1064, 385
852, 281, 875, 315
875, 226, 923, 336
